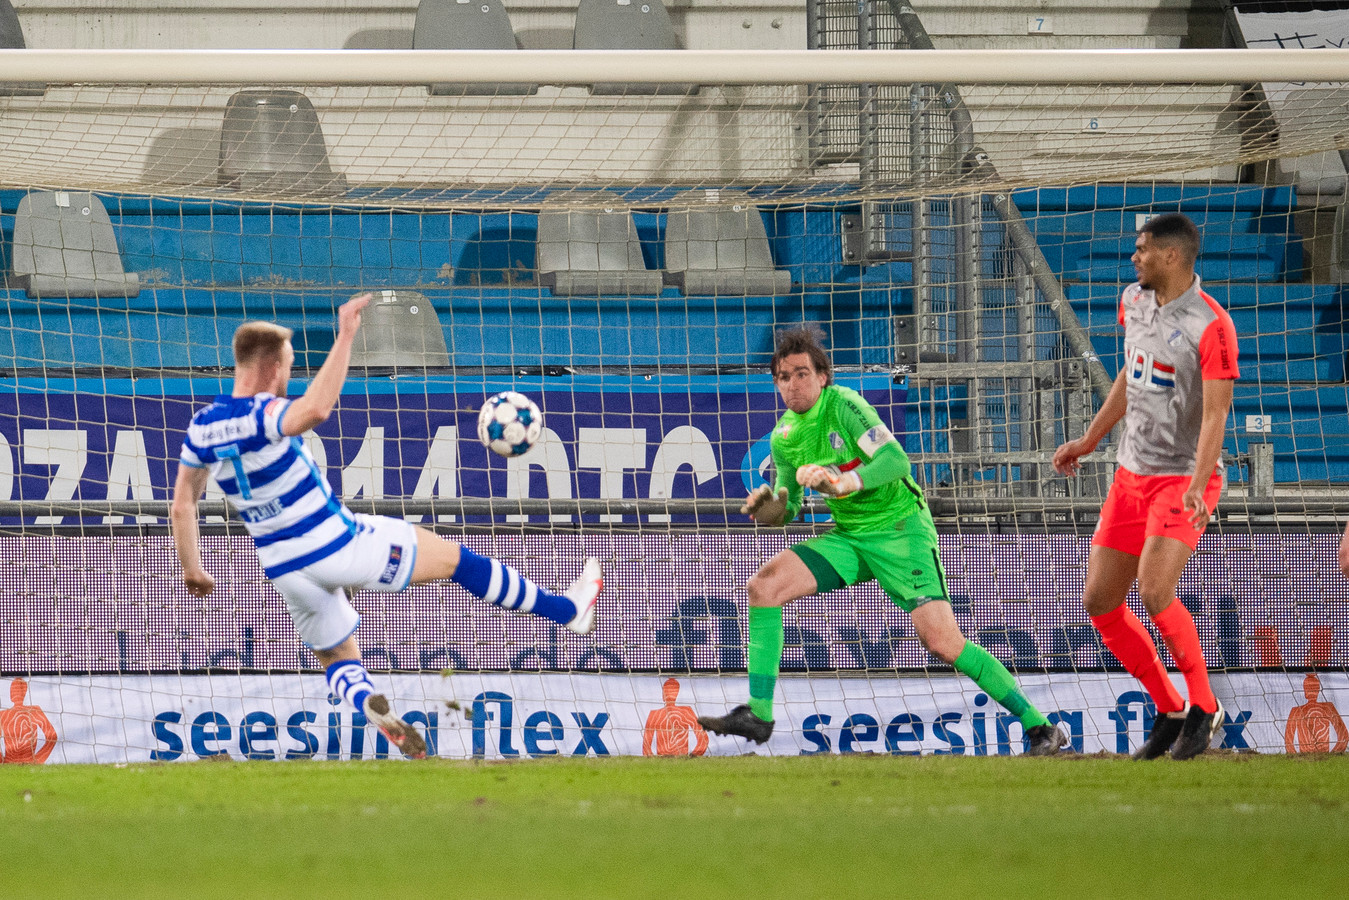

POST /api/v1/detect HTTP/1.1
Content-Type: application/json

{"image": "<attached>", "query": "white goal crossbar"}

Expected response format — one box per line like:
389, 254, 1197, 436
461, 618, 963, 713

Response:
0, 48, 1345, 86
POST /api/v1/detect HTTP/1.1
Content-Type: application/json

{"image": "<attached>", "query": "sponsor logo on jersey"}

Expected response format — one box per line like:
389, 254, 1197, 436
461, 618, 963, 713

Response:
239, 498, 284, 523
379, 545, 403, 585
1125, 345, 1176, 390
190, 416, 257, 446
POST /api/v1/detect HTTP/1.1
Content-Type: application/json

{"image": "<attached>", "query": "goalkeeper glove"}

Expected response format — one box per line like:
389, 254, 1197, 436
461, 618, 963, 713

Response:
796, 464, 863, 498
741, 485, 791, 526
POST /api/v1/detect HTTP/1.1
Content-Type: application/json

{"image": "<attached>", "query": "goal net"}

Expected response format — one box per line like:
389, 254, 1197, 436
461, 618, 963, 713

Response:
1, 40, 1346, 762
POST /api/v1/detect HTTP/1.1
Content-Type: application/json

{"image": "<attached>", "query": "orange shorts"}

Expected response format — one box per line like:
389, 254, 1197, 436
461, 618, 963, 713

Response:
1091, 466, 1223, 557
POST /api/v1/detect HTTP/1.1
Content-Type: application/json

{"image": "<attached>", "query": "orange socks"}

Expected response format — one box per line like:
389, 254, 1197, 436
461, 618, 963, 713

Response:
1091, 604, 1186, 714
1152, 600, 1218, 714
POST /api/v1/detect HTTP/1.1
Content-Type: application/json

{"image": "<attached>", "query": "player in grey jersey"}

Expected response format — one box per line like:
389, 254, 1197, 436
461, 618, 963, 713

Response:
1053, 213, 1239, 761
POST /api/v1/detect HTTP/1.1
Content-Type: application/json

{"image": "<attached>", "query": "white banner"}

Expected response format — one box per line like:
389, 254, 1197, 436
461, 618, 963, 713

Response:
1, 671, 1345, 763
1233, 7, 1349, 189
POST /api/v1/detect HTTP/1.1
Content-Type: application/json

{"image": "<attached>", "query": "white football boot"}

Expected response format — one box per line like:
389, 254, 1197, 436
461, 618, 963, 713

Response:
564, 558, 603, 635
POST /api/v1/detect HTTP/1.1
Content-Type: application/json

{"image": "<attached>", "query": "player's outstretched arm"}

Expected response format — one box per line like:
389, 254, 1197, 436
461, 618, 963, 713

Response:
741, 485, 792, 526
170, 463, 215, 597
282, 291, 372, 436
1053, 368, 1129, 475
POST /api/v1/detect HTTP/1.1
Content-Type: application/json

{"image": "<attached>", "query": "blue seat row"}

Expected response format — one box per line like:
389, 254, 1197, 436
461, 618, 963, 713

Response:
0, 193, 868, 292
1230, 384, 1349, 483
1014, 183, 1301, 283
0, 285, 908, 370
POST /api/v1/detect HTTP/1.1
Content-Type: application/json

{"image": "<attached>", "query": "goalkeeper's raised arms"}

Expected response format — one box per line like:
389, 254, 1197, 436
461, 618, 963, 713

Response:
796, 464, 862, 498
741, 485, 791, 526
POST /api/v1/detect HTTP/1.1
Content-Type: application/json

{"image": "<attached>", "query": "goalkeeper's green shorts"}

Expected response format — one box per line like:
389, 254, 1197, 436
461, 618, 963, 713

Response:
789, 509, 948, 613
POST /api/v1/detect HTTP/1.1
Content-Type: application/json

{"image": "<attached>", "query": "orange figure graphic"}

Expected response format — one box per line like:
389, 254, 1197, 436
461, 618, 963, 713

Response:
643, 678, 708, 757
1284, 673, 1348, 754
0, 678, 58, 764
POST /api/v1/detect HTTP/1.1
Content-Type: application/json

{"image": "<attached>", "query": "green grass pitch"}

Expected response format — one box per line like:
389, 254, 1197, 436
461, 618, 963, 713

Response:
2, 754, 1347, 898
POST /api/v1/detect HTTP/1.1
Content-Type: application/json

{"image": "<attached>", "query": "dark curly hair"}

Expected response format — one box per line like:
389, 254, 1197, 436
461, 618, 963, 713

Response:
770, 327, 832, 386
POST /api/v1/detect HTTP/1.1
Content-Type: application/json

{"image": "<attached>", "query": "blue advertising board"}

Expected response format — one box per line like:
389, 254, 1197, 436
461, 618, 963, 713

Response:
0, 372, 905, 523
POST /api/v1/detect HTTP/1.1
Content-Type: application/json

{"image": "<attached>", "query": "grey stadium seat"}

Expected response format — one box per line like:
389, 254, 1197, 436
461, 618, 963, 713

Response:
663, 189, 791, 297
0, 0, 43, 95
349, 290, 451, 367
413, 0, 536, 96
537, 191, 663, 296
11, 191, 140, 298
572, 0, 692, 96
218, 90, 346, 195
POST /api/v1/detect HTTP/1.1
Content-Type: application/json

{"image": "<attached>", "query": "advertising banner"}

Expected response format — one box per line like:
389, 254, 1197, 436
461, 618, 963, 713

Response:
0, 372, 904, 524
2, 671, 1344, 763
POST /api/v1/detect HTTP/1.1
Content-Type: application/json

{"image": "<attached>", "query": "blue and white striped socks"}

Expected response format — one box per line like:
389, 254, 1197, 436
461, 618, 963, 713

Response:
451, 546, 576, 626
326, 659, 376, 713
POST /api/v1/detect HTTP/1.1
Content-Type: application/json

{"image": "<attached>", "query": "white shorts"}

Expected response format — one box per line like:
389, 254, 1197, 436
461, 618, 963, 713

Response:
269, 513, 420, 651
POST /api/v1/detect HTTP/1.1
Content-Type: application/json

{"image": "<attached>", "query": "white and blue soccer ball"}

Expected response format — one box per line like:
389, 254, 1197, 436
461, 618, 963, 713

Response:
477, 391, 543, 458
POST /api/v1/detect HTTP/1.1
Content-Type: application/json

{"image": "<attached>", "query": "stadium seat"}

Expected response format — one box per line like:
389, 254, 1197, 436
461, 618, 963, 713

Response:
218, 90, 346, 195
0, 0, 42, 95
349, 289, 451, 367
537, 191, 663, 296
572, 0, 692, 95
413, 0, 536, 96
663, 189, 792, 297
10, 191, 140, 298
1013, 183, 1301, 283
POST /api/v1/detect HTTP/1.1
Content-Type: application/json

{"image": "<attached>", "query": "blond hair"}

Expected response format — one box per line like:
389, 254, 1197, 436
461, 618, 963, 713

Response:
232, 321, 293, 368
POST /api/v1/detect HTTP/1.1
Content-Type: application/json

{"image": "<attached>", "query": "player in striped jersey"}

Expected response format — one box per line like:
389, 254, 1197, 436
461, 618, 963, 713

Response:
1054, 213, 1238, 761
170, 292, 602, 759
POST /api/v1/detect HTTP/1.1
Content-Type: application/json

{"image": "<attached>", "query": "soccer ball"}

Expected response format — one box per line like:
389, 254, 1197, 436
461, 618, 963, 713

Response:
477, 391, 543, 458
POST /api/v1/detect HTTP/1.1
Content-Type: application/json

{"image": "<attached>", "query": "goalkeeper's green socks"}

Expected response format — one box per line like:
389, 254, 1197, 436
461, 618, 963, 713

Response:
747, 605, 784, 722
953, 641, 1050, 729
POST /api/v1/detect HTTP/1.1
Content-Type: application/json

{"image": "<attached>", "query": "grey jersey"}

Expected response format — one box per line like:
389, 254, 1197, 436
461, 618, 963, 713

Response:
1116, 276, 1240, 476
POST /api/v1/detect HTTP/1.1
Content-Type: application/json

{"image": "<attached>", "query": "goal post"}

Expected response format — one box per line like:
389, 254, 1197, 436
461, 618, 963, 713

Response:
0, 45, 1346, 762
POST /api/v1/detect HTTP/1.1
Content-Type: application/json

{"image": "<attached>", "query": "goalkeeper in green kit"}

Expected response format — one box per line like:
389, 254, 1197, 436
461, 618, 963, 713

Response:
698, 329, 1067, 755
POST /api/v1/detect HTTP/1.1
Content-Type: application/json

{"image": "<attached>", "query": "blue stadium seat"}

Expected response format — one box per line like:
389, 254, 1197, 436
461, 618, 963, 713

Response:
1231, 383, 1349, 483
1014, 183, 1302, 283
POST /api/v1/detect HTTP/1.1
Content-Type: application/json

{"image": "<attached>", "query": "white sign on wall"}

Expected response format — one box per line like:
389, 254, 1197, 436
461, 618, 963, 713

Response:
2, 671, 1343, 763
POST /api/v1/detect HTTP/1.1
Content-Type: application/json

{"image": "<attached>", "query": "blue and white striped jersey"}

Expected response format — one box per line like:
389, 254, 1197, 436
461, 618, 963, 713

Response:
180, 393, 355, 579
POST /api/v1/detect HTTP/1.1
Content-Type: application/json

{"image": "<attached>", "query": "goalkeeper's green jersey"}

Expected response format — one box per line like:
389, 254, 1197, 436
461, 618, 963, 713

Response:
770, 384, 923, 532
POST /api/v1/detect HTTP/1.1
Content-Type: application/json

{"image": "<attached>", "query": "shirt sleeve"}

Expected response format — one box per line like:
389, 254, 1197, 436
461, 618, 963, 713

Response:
1198, 314, 1240, 380
771, 440, 804, 524
179, 443, 205, 468
834, 389, 913, 489
260, 396, 293, 442
854, 440, 912, 490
